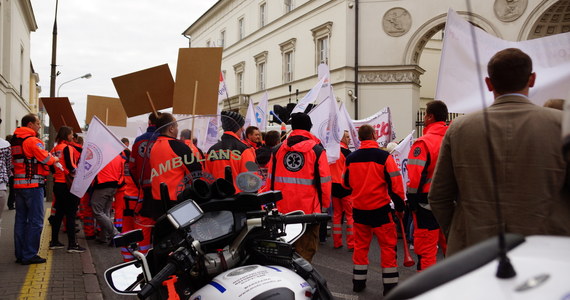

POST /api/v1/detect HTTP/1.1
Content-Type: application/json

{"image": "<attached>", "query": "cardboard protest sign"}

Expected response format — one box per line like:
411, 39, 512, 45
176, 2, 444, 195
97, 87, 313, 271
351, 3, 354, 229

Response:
173, 48, 223, 115
40, 97, 82, 133
112, 64, 174, 117
86, 95, 127, 127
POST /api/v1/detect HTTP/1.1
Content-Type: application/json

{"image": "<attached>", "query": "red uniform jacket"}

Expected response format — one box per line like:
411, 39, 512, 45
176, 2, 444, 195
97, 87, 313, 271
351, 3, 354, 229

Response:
268, 130, 332, 214
51, 141, 79, 184
11, 127, 57, 188
344, 140, 405, 225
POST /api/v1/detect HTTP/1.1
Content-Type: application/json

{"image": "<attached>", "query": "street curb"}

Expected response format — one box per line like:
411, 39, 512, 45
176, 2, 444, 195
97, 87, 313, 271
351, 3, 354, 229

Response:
79, 232, 103, 298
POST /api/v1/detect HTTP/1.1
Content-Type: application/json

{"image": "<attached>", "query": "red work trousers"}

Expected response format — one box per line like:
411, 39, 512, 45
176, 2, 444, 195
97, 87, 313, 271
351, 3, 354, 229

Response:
412, 212, 447, 271
332, 196, 354, 249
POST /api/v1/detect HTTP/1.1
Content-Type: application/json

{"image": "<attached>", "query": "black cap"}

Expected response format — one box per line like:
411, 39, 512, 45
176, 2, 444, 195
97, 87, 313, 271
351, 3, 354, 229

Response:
290, 112, 312, 131
221, 110, 245, 132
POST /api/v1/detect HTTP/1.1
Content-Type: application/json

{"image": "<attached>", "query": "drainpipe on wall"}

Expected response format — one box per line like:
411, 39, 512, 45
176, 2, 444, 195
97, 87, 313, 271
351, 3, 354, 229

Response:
354, 0, 359, 119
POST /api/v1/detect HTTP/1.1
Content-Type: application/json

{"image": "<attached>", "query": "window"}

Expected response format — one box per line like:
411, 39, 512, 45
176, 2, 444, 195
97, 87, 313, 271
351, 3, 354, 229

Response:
280, 38, 296, 83
259, 2, 267, 27
233, 61, 245, 94
238, 17, 245, 40
254, 51, 268, 91
317, 37, 329, 65
311, 22, 333, 69
284, 0, 293, 13
220, 30, 225, 48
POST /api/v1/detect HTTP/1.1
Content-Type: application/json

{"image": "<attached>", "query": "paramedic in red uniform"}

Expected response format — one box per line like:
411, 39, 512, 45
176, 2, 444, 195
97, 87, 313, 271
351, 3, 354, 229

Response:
149, 113, 203, 217
12, 114, 59, 265
330, 130, 354, 250
268, 112, 331, 262
406, 100, 449, 271
205, 111, 255, 191
343, 124, 405, 295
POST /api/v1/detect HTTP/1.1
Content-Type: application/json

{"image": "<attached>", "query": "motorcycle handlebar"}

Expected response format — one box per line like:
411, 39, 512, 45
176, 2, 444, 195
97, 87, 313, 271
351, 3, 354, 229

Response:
265, 213, 330, 225
138, 261, 177, 299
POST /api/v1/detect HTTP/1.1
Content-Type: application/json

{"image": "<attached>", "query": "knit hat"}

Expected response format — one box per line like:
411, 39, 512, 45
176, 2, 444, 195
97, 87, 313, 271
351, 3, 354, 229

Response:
290, 112, 312, 131
221, 111, 245, 132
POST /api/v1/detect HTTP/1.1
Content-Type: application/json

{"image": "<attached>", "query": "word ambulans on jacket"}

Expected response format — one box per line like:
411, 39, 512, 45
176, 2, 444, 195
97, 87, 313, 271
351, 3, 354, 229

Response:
150, 150, 243, 181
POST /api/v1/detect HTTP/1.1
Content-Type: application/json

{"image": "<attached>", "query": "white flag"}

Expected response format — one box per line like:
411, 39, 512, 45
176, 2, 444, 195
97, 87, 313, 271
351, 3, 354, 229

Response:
71, 116, 126, 198
391, 130, 415, 195
244, 97, 257, 129
338, 102, 360, 150
255, 91, 269, 131
316, 64, 331, 105
201, 71, 227, 151
292, 76, 326, 114
436, 9, 570, 113
308, 92, 341, 163
353, 107, 395, 148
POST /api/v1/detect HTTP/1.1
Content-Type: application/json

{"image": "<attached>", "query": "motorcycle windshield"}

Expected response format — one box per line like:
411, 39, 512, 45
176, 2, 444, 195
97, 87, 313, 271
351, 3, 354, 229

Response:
135, 113, 273, 204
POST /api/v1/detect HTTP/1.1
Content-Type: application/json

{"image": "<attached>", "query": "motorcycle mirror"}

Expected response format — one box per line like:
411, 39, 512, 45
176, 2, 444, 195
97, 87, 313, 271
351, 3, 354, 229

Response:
104, 260, 145, 295
235, 172, 263, 193
282, 210, 306, 243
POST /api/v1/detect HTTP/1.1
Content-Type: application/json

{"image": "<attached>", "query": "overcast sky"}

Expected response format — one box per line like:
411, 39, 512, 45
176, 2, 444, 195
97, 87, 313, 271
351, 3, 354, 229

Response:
30, 0, 218, 126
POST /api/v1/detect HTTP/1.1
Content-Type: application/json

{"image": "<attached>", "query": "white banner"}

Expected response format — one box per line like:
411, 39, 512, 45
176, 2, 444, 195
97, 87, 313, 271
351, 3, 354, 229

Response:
292, 76, 326, 114
71, 116, 126, 198
391, 130, 415, 195
308, 93, 341, 163
353, 107, 396, 148
255, 91, 269, 132
436, 9, 570, 113
338, 102, 360, 150
244, 97, 257, 129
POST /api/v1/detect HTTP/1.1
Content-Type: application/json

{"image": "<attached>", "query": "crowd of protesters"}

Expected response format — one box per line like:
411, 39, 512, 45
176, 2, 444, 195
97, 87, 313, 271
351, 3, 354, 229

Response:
1, 48, 569, 297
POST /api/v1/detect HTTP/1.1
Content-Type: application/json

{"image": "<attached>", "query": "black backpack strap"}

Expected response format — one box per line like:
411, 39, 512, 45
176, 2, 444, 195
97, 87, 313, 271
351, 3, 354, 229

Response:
312, 145, 324, 206
270, 144, 283, 191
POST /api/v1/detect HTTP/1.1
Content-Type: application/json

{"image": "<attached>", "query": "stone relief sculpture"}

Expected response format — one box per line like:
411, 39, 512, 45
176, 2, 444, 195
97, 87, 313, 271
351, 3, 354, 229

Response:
383, 7, 412, 37
494, 0, 528, 22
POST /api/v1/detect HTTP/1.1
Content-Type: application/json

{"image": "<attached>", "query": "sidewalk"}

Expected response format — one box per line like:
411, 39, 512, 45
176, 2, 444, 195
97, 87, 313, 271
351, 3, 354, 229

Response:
0, 201, 103, 300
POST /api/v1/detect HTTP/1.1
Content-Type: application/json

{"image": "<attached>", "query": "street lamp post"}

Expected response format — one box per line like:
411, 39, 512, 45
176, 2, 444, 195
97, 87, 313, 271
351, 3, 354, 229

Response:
57, 73, 92, 97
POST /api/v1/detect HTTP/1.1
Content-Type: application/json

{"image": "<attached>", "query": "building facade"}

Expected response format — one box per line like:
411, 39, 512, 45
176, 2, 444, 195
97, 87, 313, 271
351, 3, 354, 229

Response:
184, 0, 569, 139
0, 0, 38, 138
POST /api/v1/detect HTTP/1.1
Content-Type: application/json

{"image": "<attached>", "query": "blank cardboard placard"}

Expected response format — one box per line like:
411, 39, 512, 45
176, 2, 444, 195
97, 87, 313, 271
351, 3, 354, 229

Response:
112, 64, 174, 117
40, 97, 82, 133
86, 95, 127, 127
173, 48, 223, 115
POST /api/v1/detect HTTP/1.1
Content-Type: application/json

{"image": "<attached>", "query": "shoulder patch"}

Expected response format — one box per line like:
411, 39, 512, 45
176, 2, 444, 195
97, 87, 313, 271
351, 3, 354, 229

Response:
413, 146, 421, 157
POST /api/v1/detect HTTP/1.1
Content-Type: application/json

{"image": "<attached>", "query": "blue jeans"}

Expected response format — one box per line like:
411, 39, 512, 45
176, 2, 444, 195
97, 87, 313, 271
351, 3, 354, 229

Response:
14, 187, 45, 261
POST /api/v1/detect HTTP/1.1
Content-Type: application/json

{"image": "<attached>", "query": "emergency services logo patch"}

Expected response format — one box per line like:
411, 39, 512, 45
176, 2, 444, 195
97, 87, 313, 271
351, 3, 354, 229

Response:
284, 152, 304, 172
83, 142, 103, 179
137, 140, 148, 158
413, 147, 421, 157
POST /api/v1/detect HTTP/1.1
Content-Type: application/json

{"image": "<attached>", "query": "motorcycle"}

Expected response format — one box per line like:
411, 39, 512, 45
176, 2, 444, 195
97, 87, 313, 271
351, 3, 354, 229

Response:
104, 179, 332, 299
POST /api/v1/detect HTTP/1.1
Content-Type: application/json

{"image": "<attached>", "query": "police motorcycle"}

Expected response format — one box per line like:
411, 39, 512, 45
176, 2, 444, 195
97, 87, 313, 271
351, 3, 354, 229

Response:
104, 114, 333, 299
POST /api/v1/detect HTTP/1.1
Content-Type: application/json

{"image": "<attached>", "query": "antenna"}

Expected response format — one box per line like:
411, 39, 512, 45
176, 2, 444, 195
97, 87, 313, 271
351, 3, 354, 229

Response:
465, 0, 515, 279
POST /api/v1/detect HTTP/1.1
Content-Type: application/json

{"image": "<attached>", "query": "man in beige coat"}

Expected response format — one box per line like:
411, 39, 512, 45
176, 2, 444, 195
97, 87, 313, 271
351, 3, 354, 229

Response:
429, 48, 570, 256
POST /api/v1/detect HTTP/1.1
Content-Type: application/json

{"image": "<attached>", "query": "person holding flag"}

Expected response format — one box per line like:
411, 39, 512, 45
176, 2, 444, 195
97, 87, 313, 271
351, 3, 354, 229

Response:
406, 100, 448, 271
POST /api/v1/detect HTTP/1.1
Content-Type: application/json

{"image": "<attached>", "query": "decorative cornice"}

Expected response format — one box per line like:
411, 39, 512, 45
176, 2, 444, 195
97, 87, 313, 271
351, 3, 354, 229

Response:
358, 65, 425, 85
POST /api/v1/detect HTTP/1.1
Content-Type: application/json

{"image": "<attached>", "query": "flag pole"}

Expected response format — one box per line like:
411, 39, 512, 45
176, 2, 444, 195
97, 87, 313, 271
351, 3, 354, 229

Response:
191, 81, 199, 141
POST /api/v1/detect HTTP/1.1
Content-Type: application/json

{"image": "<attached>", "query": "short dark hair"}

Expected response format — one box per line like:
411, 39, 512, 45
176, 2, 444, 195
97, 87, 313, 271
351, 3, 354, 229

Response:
55, 126, 73, 143
121, 137, 130, 145
426, 100, 448, 122
148, 112, 162, 126
358, 124, 375, 141
21, 114, 38, 127
487, 48, 533, 94
180, 129, 191, 140
264, 130, 280, 147
245, 126, 259, 136
155, 113, 176, 134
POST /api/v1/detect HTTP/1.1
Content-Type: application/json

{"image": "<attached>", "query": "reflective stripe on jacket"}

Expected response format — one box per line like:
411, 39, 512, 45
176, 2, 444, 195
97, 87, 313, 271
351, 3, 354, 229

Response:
12, 127, 56, 188
268, 130, 331, 214
406, 121, 448, 195
344, 140, 405, 210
